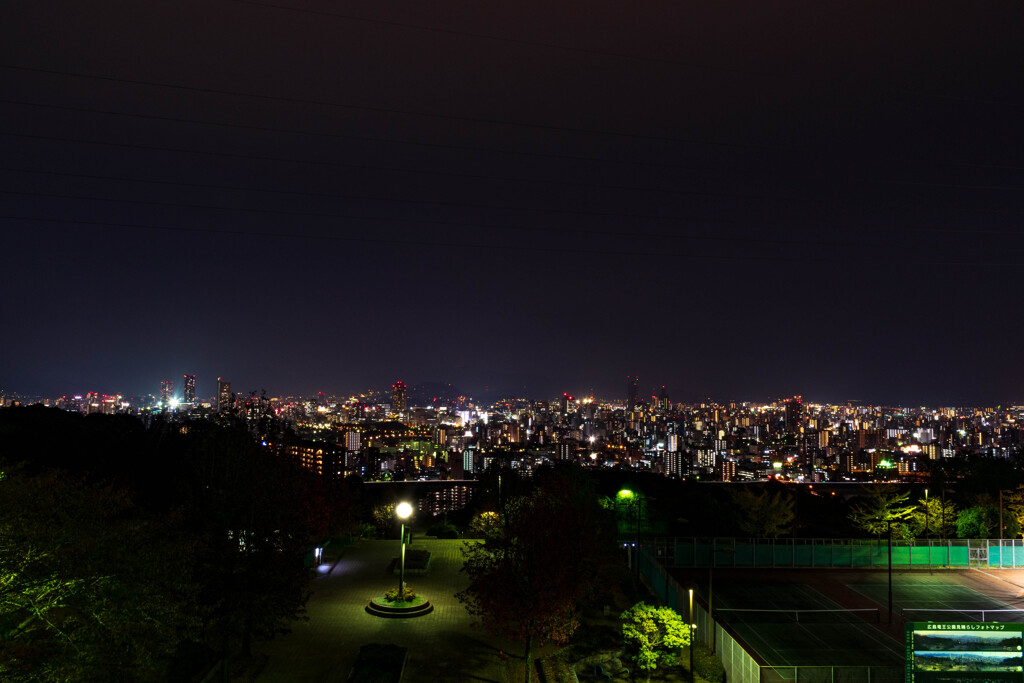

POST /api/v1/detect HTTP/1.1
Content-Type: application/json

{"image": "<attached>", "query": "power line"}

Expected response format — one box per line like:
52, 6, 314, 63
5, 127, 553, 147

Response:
7, 131, 1023, 234
0, 63, 781, 151
2, 213, 1016, 267
3, 171, 1020, 239
0, 188, 891, 251
0, 98, 714, 173
0, 131, 783, 201
0, 166, 715, 223
225, 0, 754, 76
5, 100, 1019, 197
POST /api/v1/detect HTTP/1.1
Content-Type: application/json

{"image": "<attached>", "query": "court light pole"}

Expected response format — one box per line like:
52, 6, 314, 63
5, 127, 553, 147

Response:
396, 502, 413, 599
708, 544, 735, 654
940, 487, 946, 541
887, 519, 893, 625
925, 488, 930, 573
924, 489, 929, 540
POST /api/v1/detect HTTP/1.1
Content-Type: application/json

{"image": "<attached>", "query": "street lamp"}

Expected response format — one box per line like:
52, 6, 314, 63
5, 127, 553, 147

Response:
396, 502, 413, 600
617, 488, 640, 578
688, 588, 695, 683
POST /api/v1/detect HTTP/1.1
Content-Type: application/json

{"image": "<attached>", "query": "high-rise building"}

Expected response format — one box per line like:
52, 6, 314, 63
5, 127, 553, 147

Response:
183, 374, 196, 405
217, 377, 231, 413
160, 379, 174, 409
392, 381, 407, 415
665, 450, 683, 477
784, 395, 803, 432
346, 430, 361, 452
627, 376, 639, 408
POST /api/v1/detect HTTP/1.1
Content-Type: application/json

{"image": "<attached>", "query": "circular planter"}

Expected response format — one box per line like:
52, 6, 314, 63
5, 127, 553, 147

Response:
365, 595, 434, 618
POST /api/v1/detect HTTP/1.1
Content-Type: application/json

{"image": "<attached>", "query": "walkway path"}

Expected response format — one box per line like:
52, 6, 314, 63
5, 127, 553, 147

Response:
254, 539, 526, 683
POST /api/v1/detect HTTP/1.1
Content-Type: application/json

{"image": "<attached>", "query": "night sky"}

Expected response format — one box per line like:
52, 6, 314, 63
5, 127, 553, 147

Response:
3, 1, 1022, 405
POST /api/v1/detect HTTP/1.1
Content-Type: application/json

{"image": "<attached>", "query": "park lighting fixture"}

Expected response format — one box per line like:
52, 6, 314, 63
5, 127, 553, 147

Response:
689, 588, 695, 682
617, 488, 640, 577
396, 503, 413, 599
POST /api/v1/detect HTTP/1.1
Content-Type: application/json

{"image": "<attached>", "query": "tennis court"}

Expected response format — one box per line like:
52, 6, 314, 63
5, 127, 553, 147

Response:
849, 579, 1024, 623
711, 582, 904, 667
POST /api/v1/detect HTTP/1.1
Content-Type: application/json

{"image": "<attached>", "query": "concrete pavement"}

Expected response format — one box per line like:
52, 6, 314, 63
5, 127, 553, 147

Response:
253, 539, 527, 683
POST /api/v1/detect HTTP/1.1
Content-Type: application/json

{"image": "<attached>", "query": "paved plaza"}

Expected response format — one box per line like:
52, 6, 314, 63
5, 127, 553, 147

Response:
254, 539, 529, 683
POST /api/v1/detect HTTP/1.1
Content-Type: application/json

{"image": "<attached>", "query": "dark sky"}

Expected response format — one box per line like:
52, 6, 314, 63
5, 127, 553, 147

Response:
2, 1, 1022, 405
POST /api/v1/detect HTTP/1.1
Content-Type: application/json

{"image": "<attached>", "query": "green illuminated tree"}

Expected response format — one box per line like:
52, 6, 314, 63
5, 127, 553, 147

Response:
908, 496, 958, 539
1004, 486, 1024, 539
956, 505, 1000, 539
620, 602, 690, 682
848, 485, 915, 539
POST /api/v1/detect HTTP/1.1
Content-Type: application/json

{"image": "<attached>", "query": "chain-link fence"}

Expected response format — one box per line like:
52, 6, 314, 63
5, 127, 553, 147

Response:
638, 546, 905, 683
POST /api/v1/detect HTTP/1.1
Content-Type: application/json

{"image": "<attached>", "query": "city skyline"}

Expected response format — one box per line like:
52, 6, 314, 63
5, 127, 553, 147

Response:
4, 371, 1022, 410
3, 1, 1022, 407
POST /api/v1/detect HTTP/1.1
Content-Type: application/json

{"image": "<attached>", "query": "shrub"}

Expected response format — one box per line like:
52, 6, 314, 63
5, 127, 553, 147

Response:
383, 586, 416, 603
537, 654, 576, 683
428, 522, 459, 539
692, 642, 725, 682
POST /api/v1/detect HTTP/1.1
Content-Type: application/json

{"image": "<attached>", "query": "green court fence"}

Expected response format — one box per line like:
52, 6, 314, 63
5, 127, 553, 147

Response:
988, 539, 1024, 567
654, 537, 1024, 569
638, 547, 903, 683
760, 666, 903, 682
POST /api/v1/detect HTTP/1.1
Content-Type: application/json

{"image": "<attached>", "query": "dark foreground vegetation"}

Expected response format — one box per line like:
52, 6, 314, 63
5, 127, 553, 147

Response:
3, 405, 1023, 680
0, 406, 359, 681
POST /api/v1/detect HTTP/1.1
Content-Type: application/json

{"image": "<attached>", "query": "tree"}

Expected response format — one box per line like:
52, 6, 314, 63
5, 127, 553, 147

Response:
731, 487, 795, 538
1002, 486, 1024, 539
457, 465, 613, 683
468, 510, 502, 538
0, 468, 203, 682
371, 503, 397, 537
620, 602, 690, 682
908, 496, 958, 539
161, 421, 317, 659
957, 505, 1000, 539
849, 485, 916, 539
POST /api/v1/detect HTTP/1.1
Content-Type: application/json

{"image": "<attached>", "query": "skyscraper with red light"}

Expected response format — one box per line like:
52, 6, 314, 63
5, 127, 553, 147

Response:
392, 381, 407, 415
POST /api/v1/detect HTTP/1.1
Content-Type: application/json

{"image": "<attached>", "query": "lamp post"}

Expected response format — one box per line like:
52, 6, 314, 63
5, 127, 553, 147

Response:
688, 587, 695, 683
396, 502, 412, 599
617, 488, 640, 579
941, 486, 946, 541
925, 488, 930, 573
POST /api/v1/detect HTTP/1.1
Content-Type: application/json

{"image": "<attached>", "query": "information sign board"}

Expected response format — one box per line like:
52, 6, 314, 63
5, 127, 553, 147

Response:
906, 622, 1024, 682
